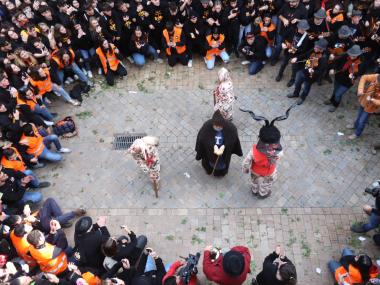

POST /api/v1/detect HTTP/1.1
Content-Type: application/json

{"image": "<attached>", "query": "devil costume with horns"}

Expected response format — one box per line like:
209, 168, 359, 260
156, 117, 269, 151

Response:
195, 110, 243, 177
241, 104, 296, 198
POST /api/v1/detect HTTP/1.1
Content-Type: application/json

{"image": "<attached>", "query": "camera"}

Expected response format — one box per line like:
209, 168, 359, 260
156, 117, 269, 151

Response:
179, 252, 200, 285
365, 180, 380, 197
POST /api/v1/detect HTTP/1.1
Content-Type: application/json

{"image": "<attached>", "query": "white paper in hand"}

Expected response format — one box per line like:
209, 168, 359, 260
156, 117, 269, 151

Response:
316, 267, 322, 274
358, 236, 366, 241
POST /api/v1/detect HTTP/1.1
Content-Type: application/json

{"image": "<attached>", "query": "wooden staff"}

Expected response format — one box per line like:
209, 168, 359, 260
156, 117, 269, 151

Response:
153, 179, 159, 198
211, 155, 220, 176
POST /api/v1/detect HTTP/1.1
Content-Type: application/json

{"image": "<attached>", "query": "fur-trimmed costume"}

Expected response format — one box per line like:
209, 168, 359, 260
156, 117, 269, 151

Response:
213, 68, 235, 121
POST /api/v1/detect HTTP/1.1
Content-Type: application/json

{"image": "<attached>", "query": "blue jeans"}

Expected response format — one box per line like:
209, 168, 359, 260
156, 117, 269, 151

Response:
144, 256, 171, 272
362, 212, 380, 231
79, 48, 96, 70
38, 198, 75, 232
331, 81, 350, 107
328, 248, 354, 273
20, 191, 43, 204
23, 169, 40, 188
248, 60, 264, 75
239, 24, 252, 46
266, 46, 273, 59
354, 106, 370, 137
294, 70, 312, 99
57, 62, 89, 85
206, 51, 230, 70
273, 33, 283, 60
38, 135, 62, 162
52, 84, 73, 102
34, 104, 54, 121
132, 45, 158, 67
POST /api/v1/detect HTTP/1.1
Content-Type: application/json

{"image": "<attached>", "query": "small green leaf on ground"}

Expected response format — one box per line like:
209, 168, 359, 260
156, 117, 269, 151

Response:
219, 192, 225, 199
198, 84, 204, 90
76, 111, 93, 119
52, 173, 59, 178
301, 240, 311, 257
181, 218, 188, 225
92, 130, 98, 135
165, 235, 175, 241
191, 234, 204, 245
250, 260, 257, 273
323, 149, 332, 155
196, 226, 206, 232
281, 208, 288, 215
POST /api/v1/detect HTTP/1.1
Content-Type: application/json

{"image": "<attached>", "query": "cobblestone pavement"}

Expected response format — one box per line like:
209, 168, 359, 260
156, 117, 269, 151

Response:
35, 56, 380, 284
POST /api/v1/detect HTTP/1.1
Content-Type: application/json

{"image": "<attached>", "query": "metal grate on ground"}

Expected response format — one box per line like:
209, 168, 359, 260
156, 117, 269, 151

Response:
112, 133, 146, 150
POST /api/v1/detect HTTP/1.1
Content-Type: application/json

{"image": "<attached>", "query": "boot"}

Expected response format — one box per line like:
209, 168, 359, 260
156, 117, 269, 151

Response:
286, 78, 295, 87
275, 73, 283, 82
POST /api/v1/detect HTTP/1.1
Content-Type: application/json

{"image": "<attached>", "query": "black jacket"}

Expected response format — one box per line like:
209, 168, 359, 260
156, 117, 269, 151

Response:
0, 168, 26, 205
74, 224, 111, 274
256, 252, 296, 285
195, 117, 242, 175
239, 36, 268, 61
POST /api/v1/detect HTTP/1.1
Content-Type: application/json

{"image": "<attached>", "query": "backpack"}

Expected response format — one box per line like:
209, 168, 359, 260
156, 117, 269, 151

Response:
53, 116, 78, 138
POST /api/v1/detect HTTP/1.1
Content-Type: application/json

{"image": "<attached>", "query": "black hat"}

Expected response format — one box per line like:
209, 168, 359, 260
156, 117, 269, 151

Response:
297, 19, 310, 30
347, 44, 362, 57
314, 38, 328, 50
245, 32, 254, 39
314, 8, 326, 19
259, 125, 281, 144
351, 10, 362, 17
189, 9, 198, 18
222, 250, 245, 276
338, 25, 352, 38
75, 216, 92, 235
211, 26, 220, 35
212, 110, 225, 126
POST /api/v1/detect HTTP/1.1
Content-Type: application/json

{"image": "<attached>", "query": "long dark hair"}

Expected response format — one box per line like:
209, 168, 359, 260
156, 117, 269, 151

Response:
355, 254, 372, 282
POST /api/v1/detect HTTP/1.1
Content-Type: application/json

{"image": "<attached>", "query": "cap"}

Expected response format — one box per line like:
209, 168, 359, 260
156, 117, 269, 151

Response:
75, 216, 92, 235
314, 8, 326, 19
297, 19, 310, 30
314, 38, 328, 50
347, 44, 362, 57
338, 25, 352, 38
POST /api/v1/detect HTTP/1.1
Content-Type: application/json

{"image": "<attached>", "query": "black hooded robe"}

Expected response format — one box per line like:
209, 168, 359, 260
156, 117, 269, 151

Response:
195, 113, 242, 176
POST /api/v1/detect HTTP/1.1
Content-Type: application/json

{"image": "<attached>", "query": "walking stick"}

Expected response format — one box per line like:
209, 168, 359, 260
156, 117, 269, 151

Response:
211, 155, 220, 176
152, 179, 159, 198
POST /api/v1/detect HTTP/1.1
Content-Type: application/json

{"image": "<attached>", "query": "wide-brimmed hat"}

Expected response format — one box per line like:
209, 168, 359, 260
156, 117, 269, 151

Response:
338, 25, 352, 37
347, 45, 362, 57
314, 8, 326, 19
222, 250, 245, 276
297, 19, 310, 30
75, 216, 92, 235
351, 10, 362, 17
314, 38, 328, 50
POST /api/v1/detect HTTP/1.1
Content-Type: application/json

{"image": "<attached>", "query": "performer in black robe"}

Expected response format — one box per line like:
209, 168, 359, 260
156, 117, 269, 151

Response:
195, 110, 242, 177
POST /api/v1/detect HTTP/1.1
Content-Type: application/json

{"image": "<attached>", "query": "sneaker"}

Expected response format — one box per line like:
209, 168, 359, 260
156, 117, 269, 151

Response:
74, 75, 79, 80
187, 59, 192, 68
286, 79, 295, 87
350, 224, 366, 233
323, 99, 332, 105
38, 181, 51, 188
66, 77, 74, 84
241, 60, 250, 65
155, 58, 163, 64
127, 56, 135, 64
69, 99, 81, 106
372, 148, 377, 155
87, 81, 94, 88
32, 162, 45, 169
87, 70, 93, 78
82, 69, 87, 76
297, 98, 305, 105
223, 60, 229, 64
62, 221, 73, 228
287, 93, 298, 98
44, 120, 54, 126
346, 124, 355, 129
74, 208, 86, 216
348, 134, 358, 140
328, 106, 337, 112
257, 190, 271, 199
98, 68, 102, 75
64, 79, 71, 85
45, 98, 52, 104
59, 147, 71, 153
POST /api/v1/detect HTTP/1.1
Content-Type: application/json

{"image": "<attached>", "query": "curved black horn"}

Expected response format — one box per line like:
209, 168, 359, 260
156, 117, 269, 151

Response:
270, 102, 298, 125
239, 108, 269, 125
